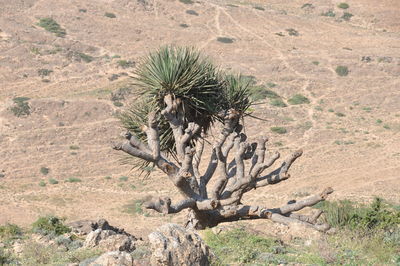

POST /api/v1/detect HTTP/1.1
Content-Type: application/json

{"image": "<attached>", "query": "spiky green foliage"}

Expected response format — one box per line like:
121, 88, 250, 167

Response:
119, 46, 253, 173
134, 46, 223, 131
220, 74, 253, 115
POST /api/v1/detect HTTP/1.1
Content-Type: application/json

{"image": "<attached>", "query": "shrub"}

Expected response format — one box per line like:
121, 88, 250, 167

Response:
32, 216, 70, 236
0, 224, 22, 240
38, 69, 53, 77
312, 61, 319, 65
40, 167, 50, 175
117, 60, 135, 69
39, 180, 46, 187
288, 94, 310, 105
65, 177, 81, 183
342, 12, 353, 21
270, 98, 287, 107
338, 3, 349, 9
113, 101, 123, 107
104, 12, 116, 18
186, 10, 199, 16
179, 23, 189, 28
119, 176, 129, 181
77, 52, 94, 63
321, 10, 335, 17
335, 112, 345, 117
179, 0, 193, 4
271, 127, 287, 134
37, 18, 66, 37
286, 28, 299, 36
69, 145, 80, 150
254, 6, 265, 11
217, 37, 234, 43
49, 178, 59, 184
10, 97, 30, 117
335, 66, 349, 76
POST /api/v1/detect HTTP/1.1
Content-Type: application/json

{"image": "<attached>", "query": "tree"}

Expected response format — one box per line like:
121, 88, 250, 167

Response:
114, 46, 333, 231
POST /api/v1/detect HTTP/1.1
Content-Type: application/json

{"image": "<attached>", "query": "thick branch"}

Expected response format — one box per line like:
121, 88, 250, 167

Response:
145, 111, 160, 160
278, 187, 334, 214
113, 142, 156, 162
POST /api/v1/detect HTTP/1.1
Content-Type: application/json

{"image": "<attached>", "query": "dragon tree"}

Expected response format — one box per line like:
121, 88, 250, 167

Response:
114, 46, 333, 231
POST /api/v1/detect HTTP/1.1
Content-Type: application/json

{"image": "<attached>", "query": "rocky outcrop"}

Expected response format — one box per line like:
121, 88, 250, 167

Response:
148, 223, 213, 266
86, 251, 134, 266
83, 229, 136, 252
68, 219, 130, 236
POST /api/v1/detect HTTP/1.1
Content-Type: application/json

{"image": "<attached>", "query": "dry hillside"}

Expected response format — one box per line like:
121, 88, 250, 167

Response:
0, 0, 399, 238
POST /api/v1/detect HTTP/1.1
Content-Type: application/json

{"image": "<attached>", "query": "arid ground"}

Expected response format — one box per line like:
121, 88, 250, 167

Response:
1, 0, 399, 239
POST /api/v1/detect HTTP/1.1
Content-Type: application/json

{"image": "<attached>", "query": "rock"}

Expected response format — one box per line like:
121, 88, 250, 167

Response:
83, 229, 136, 252
88, 251, 133, 266
12, 240, 24, 254
148, 223, 213, 266
68, 220, 97, 235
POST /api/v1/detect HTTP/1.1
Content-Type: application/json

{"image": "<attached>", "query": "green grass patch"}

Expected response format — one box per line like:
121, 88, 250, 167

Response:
37, 18, 66, 37
270, 127, 287, 134
254, 6, 265, 11
312, 61, 319, 65
69, 145, 80, 150
288, 94, 310, 105
39, 180, 46, 187
204, 228, 289, 264
335, 65, 349, 76
270, 98, 287, 107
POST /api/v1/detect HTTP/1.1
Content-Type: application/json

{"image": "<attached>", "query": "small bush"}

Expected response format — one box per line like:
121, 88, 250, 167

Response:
179, 0, 193, 4
338, 3, 349, 9
40, 167, 50, 175
49, 178, 59, 185
271, 127, 287, 134
105, 176, 112, 180
179, 23, 189, 28
288, 94, 310, 105
376, 119, 383, 124
186, 10, 199, 16
37, 18, 66, 37
79, 8, 87, 13
217, 37, 234, 43
10, 97, 30, 117
105, 12, 116, 18
321, 10, 335, 17
254, 6, 265, 11
312, 61, 319, 65
270, 98, 287, 107
39, 180, 46, 187
342, 12, 353, 21
0, 223, 23, 240
77, 52, 94, 63
383, 124, 391, 130
32, 216, 71, 236
335, 66, 349, 76
65, 177, 81, 183
38, 69, 53, 77
286, 28, 299, 36
119, 176, 129, 181
69, 145, 80, 150
113, 101, 123, 107
117, 60, 135, 69
335, 112, 345, 117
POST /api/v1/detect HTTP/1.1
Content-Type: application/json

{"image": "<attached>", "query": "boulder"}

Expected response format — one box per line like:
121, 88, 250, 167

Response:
87, 251, 134, 266
148, 223, 213, 266
83, 229, 136, 252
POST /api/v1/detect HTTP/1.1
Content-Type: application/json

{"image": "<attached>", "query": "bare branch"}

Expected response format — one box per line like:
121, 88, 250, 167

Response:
144, 197, 196, 214
278, 187, 334, 214
113, 141, 156, 162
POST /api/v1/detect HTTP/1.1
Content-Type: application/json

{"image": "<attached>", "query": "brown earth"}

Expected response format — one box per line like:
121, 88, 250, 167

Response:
0, 0, 399, 239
